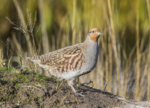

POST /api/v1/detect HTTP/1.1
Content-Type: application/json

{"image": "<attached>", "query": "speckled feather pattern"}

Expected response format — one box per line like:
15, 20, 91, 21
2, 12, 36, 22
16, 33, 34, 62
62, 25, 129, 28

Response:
28, 44, 86, 78
27, 28, 101, 92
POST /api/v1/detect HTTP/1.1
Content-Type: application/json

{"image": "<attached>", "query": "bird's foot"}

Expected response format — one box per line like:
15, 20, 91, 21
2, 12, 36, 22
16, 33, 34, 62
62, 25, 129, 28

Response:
75, 91, 85, 97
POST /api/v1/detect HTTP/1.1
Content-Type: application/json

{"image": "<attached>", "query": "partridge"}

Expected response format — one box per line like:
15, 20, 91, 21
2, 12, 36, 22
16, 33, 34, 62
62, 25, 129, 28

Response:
27, 28, 101, 95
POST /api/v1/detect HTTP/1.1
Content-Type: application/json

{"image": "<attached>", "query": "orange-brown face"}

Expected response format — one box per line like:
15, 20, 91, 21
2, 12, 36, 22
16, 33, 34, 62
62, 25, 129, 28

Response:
88, 28, 101, 42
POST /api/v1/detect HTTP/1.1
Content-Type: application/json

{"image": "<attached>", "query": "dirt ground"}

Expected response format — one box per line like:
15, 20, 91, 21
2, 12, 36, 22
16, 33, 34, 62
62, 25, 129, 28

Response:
0, 67, 150, 108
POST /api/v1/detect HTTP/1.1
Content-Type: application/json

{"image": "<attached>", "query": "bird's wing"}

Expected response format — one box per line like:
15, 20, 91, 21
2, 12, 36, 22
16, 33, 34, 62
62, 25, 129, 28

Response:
27, 44, 85, 73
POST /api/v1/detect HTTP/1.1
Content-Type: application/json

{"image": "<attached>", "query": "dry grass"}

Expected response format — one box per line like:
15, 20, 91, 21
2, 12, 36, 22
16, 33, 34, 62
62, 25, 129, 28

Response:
0, 0, 149, 101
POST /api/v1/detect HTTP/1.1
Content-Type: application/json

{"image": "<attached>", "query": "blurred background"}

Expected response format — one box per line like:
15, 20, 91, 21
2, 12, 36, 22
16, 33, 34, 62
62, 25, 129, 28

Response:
0, 0, 150, 101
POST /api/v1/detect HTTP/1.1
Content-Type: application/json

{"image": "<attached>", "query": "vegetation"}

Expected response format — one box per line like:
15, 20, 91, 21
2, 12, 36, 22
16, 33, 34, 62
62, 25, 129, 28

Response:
0, 0, 149, 101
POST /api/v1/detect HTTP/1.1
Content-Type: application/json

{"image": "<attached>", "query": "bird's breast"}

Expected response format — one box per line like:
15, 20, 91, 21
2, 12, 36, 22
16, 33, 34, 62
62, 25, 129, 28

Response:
81, 43, 99, 73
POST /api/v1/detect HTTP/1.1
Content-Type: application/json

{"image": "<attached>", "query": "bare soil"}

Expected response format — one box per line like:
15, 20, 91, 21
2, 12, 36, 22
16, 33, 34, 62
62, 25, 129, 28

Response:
0, 67, 149, 108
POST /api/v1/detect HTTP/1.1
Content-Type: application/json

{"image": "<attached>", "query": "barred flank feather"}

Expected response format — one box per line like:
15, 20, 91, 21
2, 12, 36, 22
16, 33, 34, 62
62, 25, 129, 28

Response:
27, 28, 101, 94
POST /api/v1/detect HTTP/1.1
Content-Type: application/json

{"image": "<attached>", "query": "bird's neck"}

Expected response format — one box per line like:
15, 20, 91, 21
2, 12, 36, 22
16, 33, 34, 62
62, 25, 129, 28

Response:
84, 36, 98, 45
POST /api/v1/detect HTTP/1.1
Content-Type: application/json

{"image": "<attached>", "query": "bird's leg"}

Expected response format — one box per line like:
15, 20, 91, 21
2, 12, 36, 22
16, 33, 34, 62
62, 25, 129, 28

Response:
67, 79, 77, 93
67, 79, 84, 97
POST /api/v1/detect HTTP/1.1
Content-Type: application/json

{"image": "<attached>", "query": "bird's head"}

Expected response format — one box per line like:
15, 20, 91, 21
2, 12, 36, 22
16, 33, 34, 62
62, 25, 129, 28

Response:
87, 28, 101, 42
